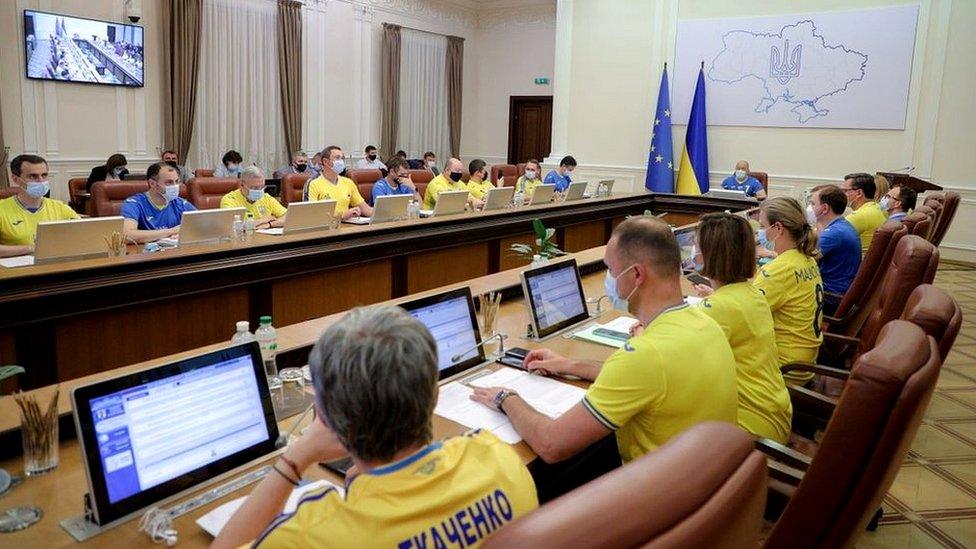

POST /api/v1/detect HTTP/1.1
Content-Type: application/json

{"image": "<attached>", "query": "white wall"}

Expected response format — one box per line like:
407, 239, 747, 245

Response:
551, 0, 976, 262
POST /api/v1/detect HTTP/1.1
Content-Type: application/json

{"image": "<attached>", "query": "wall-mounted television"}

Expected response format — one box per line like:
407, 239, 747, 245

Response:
24, 9, 144, 87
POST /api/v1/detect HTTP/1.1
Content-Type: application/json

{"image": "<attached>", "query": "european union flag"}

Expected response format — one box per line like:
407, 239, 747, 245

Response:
645, 65, 674, 193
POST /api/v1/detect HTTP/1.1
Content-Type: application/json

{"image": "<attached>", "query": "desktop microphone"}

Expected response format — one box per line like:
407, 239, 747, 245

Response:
451, 333, 508, 363
887, 165, 915, 173
275, 404, 315, 449
586, 294, 609, 315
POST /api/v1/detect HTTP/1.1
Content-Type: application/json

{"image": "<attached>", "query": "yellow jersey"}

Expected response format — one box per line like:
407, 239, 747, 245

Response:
305, 175, 366, 214
253, 430, 537, 548
219, 190, 287, 219
423, 174, 468, 210
846, 200, 887, 252
516, 176, 543, 196
466, 179, 495, 201
699, 282, 792, 443
0, 196, 79, 247
753, 249, 824, 384
583, 303, 738, 462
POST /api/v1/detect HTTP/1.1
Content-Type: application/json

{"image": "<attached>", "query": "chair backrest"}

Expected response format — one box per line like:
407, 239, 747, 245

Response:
516, 162, 527, 177
279, 173, 311, 207
913, 204, 940, 242
68, 177, 90, 214
899, 211, 932, 238
348, 169, 382, 205
491, 164, 517, 186
930, 191, 959, 246
765, 321, 940, 548
193, 168, 215, 178
187, 177, 239, 209
900, 284, 962, 362
92, 180, 149, 217
0, 186, 19, 200
923, 192, 945, 208
484, 423, 767, 549
858, 235, 939, 353
748, 171, 769, 193
826, 221, 908, 337
406, 169, 434, 198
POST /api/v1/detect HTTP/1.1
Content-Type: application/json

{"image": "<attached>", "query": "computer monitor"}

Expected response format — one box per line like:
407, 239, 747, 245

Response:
596, 180, 615, 196
399, 287, 485, 380
371, 194, 411, 224
34, 216, 125, 264
282, 200, 336, 235
521, 258, 590, 339
707, 189, 756, 201
483, 186, 515, 211
178, 207, 244, 246
528, 184, 556, 205
564, 181, 588, 201
674, 225, 698, 272
71, 342, 279, 526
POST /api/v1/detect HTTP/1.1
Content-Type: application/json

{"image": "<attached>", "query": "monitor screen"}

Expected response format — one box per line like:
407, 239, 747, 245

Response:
72, 343, 278, 525
24, 9, 144, 87
675, 227, 698, 272
400, 287, 485, 379
522, 259, 590, 338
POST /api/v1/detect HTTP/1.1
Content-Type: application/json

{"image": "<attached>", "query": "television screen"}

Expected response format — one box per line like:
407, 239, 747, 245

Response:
24, 10, 144, 87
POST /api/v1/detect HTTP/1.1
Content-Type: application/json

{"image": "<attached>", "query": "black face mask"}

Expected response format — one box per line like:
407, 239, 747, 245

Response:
295, 163, 308, 173
449, 172, 462, 182
368, 154, 377, 161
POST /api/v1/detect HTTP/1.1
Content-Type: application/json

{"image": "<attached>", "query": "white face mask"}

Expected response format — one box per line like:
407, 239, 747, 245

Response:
524, 170, 537, 180
734, 169, 747, 182
806, 204, 819, 226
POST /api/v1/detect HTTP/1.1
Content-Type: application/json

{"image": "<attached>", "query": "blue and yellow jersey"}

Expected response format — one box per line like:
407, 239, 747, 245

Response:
423, 174, 468, 210
305, 175, 366, 214
253, 430, 537, 548
220, 189, 287, 219
846, 200, 887, 252
0, 196, 78, 246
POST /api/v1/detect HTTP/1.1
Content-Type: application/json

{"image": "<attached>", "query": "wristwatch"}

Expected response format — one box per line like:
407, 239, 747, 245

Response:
492, 389, 517, 413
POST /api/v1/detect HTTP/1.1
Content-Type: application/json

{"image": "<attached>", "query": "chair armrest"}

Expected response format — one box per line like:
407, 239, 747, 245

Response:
780, 362, 850, 380
788, 385, 837, 422
755, 438, 812, 471
767, 460, 805, 487
825, 291, 843, 301
823, 332, 861, 346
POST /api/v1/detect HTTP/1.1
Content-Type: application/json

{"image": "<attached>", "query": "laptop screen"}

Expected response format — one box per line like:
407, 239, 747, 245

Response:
522, 259, 589, 338
73, 343, 278, 525
400, 287, 485, 379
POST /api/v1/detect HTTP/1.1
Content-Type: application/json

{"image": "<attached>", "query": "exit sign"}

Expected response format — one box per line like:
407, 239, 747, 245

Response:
534, 77, 550, 85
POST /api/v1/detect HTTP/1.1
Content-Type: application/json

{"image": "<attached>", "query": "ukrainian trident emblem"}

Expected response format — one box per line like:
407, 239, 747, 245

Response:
770, 39, 802, 84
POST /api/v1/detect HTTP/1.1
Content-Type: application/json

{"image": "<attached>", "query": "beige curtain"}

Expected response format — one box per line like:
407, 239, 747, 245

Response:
445, 36, 464, 158
277, 0, 303, 158
0, 88, 8, 188
162, 0, 203, 162
381, 23, 401, 158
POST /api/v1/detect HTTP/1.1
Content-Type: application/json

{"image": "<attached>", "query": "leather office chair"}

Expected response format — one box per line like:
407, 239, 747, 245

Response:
348, 169, 382, 206
194, 168, 215, 178
748, 171, 769, 194
516, 163, 527, 177
0, 186, 19, 200
461, 169, 471, 183
68, 177, 90, 214
914, 204, 940, 243
484, 423, 766, 549
761, 321, 941, 548
929, 191, 959, 246
899, 212, 932, 239
900, 284, 962, 362
91, 180, 149, 217
279, 173, 311, 207
407, 169, 434, 199
188, 177, 239, 209
491, 164, 518, 187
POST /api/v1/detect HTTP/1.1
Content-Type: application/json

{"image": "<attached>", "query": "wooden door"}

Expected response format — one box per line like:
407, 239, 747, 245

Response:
508, 96, 553, 164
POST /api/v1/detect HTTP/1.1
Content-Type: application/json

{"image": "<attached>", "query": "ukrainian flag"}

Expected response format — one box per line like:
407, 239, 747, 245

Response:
676, 65, 709, 196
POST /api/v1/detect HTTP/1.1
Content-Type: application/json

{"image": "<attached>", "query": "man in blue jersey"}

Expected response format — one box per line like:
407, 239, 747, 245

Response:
121, 162, 196, 243
543, 155, 577, 193
721, 160, 766, 199
810, 184, 861, 315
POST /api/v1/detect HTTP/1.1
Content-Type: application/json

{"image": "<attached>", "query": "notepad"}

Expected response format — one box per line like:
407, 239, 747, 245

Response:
256, 227, 284, 235
343, 217, 371, 225
572, 316, 639, 348
196, 479, 342, 537
0, 255, 35, 268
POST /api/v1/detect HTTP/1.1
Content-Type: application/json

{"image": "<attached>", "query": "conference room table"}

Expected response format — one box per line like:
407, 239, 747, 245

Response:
0, 191, 754, 390
0, 243, 703, 548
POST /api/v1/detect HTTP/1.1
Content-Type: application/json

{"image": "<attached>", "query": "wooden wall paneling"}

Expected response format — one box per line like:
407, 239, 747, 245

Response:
498, 232, 538, 271
406, 243, 491, 294
0, 330, 21, 392
15, 322, 58, 389
271, 260, 393, 326
562, 220, 609, 252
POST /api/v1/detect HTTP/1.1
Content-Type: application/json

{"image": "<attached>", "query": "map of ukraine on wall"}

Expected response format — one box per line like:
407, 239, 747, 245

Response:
709, 21, 867, 123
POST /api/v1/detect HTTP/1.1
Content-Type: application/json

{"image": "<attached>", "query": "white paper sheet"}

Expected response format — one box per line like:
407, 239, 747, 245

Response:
257, 228, 284, 235
0, 255, 35, 268
435, 381, 521, 443
467, 368, 586, 419
196, 479, 341, 537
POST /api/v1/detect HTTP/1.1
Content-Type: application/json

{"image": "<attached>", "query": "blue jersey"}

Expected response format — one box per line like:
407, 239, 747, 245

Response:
818, 217, 862, 296
543, 170, 572, 192
721, 175, 763, 197
370, 178, 415, 206
120, 192, 196, 230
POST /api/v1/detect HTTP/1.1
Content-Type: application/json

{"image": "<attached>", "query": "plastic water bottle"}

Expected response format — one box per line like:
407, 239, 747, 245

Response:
231, 320, 255, 344
408, 199, 420, 219
233, 215, 244, 241
244, 214, 256, 240
255, 316, 281, 389
530, 254, 548, 268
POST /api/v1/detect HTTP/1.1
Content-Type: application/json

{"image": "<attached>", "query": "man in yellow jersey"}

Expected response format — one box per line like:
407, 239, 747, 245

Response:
304, 145, 373, 220
842, 172, 887, 251
423, 157, 483, 210
466, 159, 496, 202
214, 306, 538, 549
515, 159, 544, 197
0, 154, 79, 257
220, 166, 287, 229
471, 217, 738, 464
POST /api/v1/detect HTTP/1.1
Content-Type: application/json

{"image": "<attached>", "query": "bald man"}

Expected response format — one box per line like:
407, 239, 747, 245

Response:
422, 157, 483, 210
721, 160, 766, 199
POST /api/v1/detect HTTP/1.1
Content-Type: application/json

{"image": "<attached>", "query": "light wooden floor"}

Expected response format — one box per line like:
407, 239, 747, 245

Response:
858, 265, 976, 548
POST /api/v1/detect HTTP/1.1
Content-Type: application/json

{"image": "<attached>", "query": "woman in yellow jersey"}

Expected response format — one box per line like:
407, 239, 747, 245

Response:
693, 212, 792, 442
753, 197, 824, 386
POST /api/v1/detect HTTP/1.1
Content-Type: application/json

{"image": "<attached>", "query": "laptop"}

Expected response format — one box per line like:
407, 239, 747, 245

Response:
521, 258, 591, 339
370, 194, 412, 224
528, 184, 557, 205
281, 199, 336, 235
595, 179, 615, 196
400, 287, 489, 381
564, 181, 588, 201
34, 216, 125, 264
178, 208, 244, 246
707, 188, 755, 201
483, 186, 515, 211
70, 342, 279, 527
423, 190, 469, 217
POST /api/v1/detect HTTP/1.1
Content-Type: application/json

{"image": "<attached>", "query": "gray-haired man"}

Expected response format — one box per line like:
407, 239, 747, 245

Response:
215, 306, 539, 548
219, 165, 287, 229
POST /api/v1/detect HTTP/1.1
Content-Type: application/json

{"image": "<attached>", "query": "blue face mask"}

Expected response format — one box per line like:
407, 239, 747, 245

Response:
604, 264, 637, 312
332, 159, 345, 174
757, 228, 775, 251
25, 181, 49, 198
247, 188, 264, 202
162, 184, 180, 203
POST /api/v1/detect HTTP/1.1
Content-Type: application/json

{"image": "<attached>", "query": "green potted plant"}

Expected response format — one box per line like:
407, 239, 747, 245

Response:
508, 219, 566, 261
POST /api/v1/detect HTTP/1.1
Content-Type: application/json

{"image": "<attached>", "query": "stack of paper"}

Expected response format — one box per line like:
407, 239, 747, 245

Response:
197, 479, 341, 537
0, 255, 34, 268
256, 227, 285, 235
